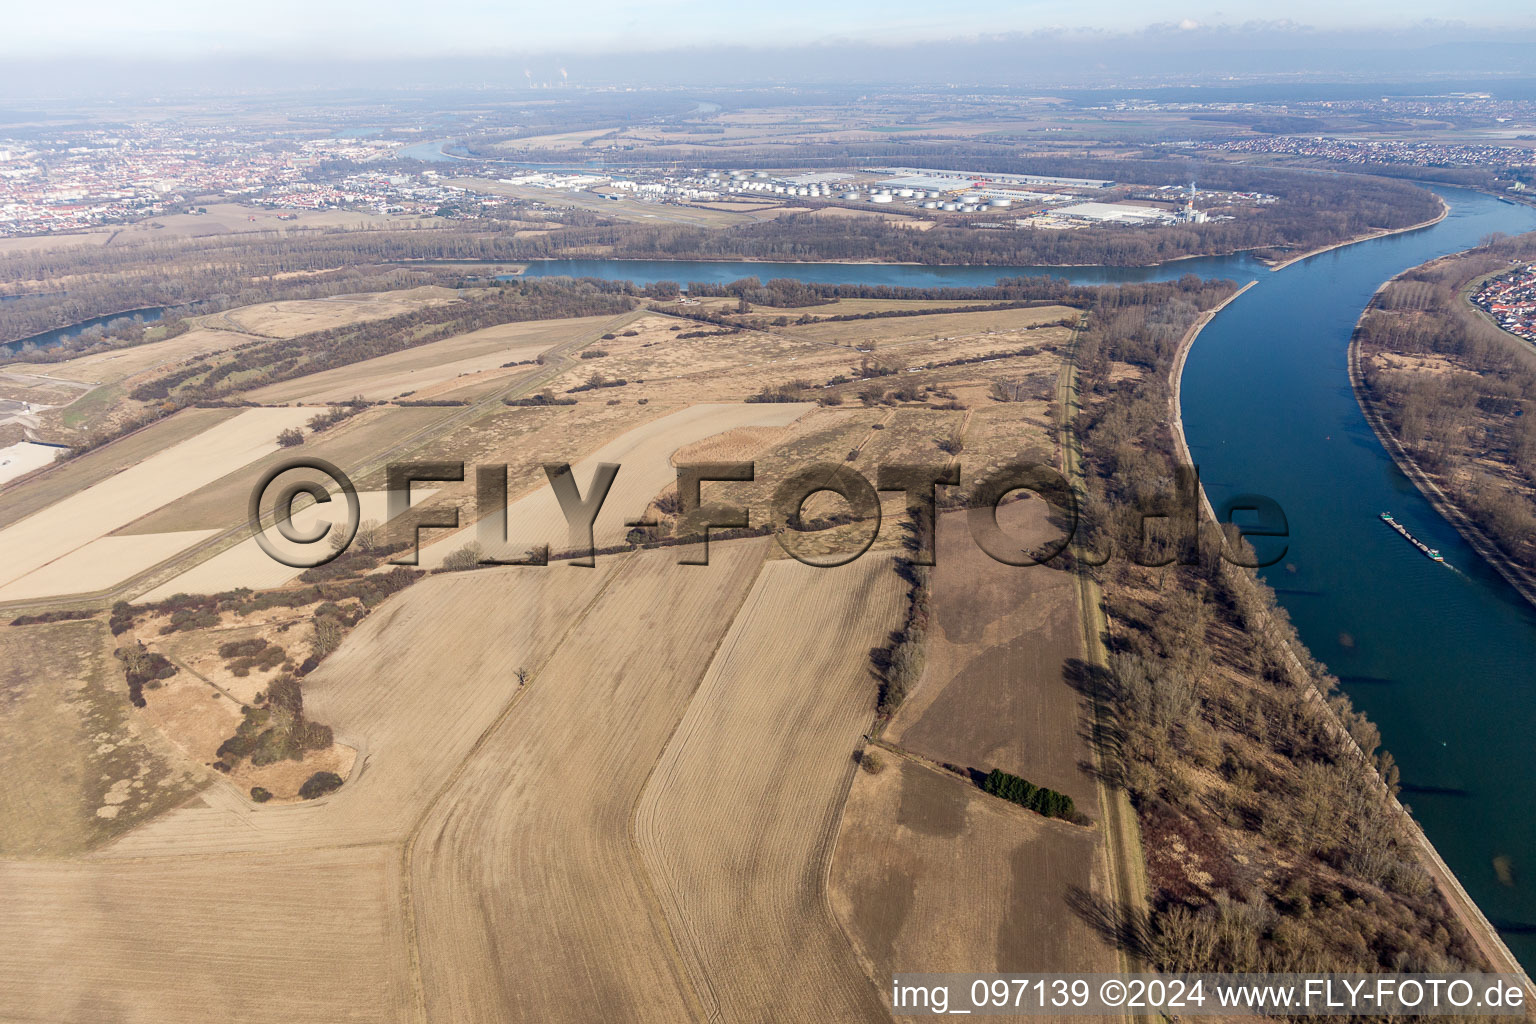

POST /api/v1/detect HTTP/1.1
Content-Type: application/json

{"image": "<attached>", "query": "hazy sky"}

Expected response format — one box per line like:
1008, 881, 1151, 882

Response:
7, 0, 1536, 57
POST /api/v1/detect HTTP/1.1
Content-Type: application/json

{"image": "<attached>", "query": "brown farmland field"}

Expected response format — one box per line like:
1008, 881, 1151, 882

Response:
120, 404, 457, 536
411, 541, 769, 1024
830, 757, 1119, 1002
0, 295, 1131, 1021
635, 554, 906, 1024
886, 506, 1094, 812
0, 529, 216, 601
0, 847, 413, 1023
416, 401, 812, 566
0, 407, 314, 595
0, 406, 240, 530
135, 488, 429, 599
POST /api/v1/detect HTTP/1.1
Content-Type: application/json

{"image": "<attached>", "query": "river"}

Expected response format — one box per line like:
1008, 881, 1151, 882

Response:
2, 306, 166, 356
1179, 187, 1536, 967
522, 196, 1536, 968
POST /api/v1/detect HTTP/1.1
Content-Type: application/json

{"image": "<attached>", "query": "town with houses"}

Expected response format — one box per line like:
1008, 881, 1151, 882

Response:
1474, 263, 1536, 342
1196, 134, 1536, 178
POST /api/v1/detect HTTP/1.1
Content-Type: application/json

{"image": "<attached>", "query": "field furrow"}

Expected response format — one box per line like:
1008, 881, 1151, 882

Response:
634, 555, 906, 1024
0, 846, 412, 1023
411, 541, 769, 1024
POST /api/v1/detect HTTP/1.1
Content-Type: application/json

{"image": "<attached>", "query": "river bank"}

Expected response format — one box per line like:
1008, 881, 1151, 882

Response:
1169, 271, 1536, 992
1347, 274, 1536, 611
1260, 194, 1451, 272
1, 305, 168, 354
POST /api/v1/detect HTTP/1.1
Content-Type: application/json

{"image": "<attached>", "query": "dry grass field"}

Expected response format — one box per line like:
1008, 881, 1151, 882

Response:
243, 314, 616, 404
790, 304, 1075, 349
634, 554, 905, 1024
553, 306, 1071, 412
0, 620, 203, 857
0, 371, 94, 405
102, 203, 436, 240
687, 296, 1002, 317
196, 286, 458, 338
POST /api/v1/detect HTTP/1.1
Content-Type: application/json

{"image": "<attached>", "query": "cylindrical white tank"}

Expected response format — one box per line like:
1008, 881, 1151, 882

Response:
842, 191, 860, 200
870, 193, 893, 203
989, 198, 1013, 208
942, 202, 959, 211
897, 188, 914, 198
922, 201, 938, 209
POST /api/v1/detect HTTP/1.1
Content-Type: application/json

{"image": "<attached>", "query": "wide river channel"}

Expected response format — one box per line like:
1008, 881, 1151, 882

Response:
522, 186, 1536, 966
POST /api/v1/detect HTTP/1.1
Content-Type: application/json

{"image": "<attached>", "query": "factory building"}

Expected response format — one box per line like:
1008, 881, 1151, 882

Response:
1051, 202, 1173, 225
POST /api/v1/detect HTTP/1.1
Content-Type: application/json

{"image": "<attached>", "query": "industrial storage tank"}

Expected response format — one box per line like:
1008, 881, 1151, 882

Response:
941, 202, 959, 211
870, 192, 893, 204
842, 191, 860, 200
922, 201, 939, 209
897, 188, 914, 198
988, 198, 1013, 208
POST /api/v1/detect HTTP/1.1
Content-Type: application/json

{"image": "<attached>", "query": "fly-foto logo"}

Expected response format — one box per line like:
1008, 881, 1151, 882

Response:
248, 458, 1288, 570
